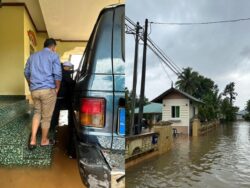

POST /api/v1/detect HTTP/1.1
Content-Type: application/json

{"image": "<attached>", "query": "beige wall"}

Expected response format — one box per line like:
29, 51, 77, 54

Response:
56, 41, 86, 58
36, 32, 49, 51
126, 125, 173, 168
0, 6, 25, 95
24, 8, 38, 96
0, 6, 87, 96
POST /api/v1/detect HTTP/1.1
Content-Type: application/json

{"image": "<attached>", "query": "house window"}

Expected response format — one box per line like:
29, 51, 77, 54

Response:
171, 106, 180, 118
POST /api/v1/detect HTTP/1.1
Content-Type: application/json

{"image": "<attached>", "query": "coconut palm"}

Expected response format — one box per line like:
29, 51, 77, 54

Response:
175, 67, 199, 95
223, 82, 237, 105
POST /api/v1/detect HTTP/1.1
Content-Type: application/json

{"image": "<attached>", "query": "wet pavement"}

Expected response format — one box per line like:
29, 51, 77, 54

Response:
0, 126, 86, 188
126, 121, 250, 188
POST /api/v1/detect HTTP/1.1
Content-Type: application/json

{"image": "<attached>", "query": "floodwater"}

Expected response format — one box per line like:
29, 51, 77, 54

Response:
0, 126, 86, 188
126, 121, 250, 188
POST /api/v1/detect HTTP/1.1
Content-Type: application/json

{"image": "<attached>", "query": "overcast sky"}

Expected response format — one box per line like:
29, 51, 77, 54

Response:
125, 0, 250, 110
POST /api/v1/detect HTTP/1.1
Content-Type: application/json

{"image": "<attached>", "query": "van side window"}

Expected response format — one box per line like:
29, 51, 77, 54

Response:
90, 10, 113, 74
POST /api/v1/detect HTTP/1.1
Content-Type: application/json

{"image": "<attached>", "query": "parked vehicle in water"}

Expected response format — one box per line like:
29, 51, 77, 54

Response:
70, 4, 125, 188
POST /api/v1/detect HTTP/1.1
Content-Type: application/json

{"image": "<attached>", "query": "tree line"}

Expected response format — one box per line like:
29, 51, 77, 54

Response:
176, 67, 238, 122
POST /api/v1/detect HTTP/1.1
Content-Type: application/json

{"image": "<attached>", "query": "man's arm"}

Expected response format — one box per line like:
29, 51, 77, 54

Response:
55, 80, 61, 93
52, 54, 62, 93
24, 58, 31, 87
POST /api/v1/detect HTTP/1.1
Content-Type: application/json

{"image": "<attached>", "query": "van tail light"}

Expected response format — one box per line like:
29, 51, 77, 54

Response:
80, 98, 105, 128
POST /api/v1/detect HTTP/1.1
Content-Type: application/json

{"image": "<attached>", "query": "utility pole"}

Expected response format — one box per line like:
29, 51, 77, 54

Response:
129, 22, 140, 135
138, 19, 148, 132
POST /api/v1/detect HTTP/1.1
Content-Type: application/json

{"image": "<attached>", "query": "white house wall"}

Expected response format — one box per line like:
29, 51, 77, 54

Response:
162, 98, 190, 129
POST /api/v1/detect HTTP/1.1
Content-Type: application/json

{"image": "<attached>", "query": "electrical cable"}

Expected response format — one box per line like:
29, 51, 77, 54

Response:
125, 16, 182, 77
147, 38, 182, 73
150, 17, 250, 25
159, 58, 173, 82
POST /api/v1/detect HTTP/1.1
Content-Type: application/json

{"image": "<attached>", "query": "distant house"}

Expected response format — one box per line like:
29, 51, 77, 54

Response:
236, 110, 247, 121
134, 103, 162, 124
152, 87, 203, 135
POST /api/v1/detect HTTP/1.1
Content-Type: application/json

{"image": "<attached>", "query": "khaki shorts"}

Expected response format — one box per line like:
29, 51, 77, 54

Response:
31, 88, 57, 129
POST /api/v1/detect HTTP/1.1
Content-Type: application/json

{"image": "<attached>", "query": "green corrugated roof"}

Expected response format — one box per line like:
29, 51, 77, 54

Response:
134, 103, 162, 114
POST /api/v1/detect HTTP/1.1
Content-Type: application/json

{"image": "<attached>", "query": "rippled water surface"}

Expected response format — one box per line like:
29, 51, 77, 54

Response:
126, 122, 250, 188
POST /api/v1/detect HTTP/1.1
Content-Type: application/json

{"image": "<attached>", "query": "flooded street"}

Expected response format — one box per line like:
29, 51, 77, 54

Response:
126, 121, 250, 188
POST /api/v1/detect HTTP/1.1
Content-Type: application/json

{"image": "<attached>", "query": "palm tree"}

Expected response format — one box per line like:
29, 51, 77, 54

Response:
195, 76, 215, 99
175, 67, 199, 95
198, 86, 222, 121
223, 82, 237, 105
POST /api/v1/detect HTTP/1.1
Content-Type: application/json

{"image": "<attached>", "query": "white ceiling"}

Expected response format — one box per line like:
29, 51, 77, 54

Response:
2, 0, 124, 40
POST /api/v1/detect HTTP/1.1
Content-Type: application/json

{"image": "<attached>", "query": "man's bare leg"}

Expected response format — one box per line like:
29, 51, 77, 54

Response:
41, 127, 50, 145
30, 115, 40, 145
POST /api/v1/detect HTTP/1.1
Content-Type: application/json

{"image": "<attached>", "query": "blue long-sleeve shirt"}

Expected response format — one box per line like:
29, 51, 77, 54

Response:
24, 48, 62, 91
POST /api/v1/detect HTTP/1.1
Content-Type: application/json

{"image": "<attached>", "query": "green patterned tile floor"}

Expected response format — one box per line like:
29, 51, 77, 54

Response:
0, 126, 85, 188
0, 97, 23, 106
0, 100, 54, 167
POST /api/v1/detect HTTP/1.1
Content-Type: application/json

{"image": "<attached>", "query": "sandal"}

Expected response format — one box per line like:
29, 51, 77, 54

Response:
40, 139, 56, 147
28, 133, 36, 150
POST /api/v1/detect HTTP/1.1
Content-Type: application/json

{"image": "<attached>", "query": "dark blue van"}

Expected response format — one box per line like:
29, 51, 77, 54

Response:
70, 4, 125, 188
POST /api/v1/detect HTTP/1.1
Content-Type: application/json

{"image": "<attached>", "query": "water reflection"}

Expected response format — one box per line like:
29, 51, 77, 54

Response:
126, 121, 250, 188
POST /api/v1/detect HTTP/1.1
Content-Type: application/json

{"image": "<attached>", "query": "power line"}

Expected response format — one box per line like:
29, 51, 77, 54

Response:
147, 37, 182, 73
125, 16, 182, 76
147, 40, 182, 75
159, 58, 173, 82
150, 17, 250, 25
125, 16, 137, 26
147, 43, 180, 76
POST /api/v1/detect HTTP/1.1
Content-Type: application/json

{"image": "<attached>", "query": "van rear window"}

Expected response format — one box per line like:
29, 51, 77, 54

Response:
113, 6, 125, 74
91, 10, 113, 74
79, 7, 125, 75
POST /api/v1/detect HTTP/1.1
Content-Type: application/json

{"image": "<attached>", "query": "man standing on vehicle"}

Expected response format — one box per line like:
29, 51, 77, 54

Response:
24, 38, 62, 150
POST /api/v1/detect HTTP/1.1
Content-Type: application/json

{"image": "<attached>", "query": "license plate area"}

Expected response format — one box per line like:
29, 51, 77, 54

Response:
118, 108, 125, 136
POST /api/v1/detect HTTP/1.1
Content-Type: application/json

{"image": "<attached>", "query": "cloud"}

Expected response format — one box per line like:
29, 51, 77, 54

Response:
126, 0, 250, 109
